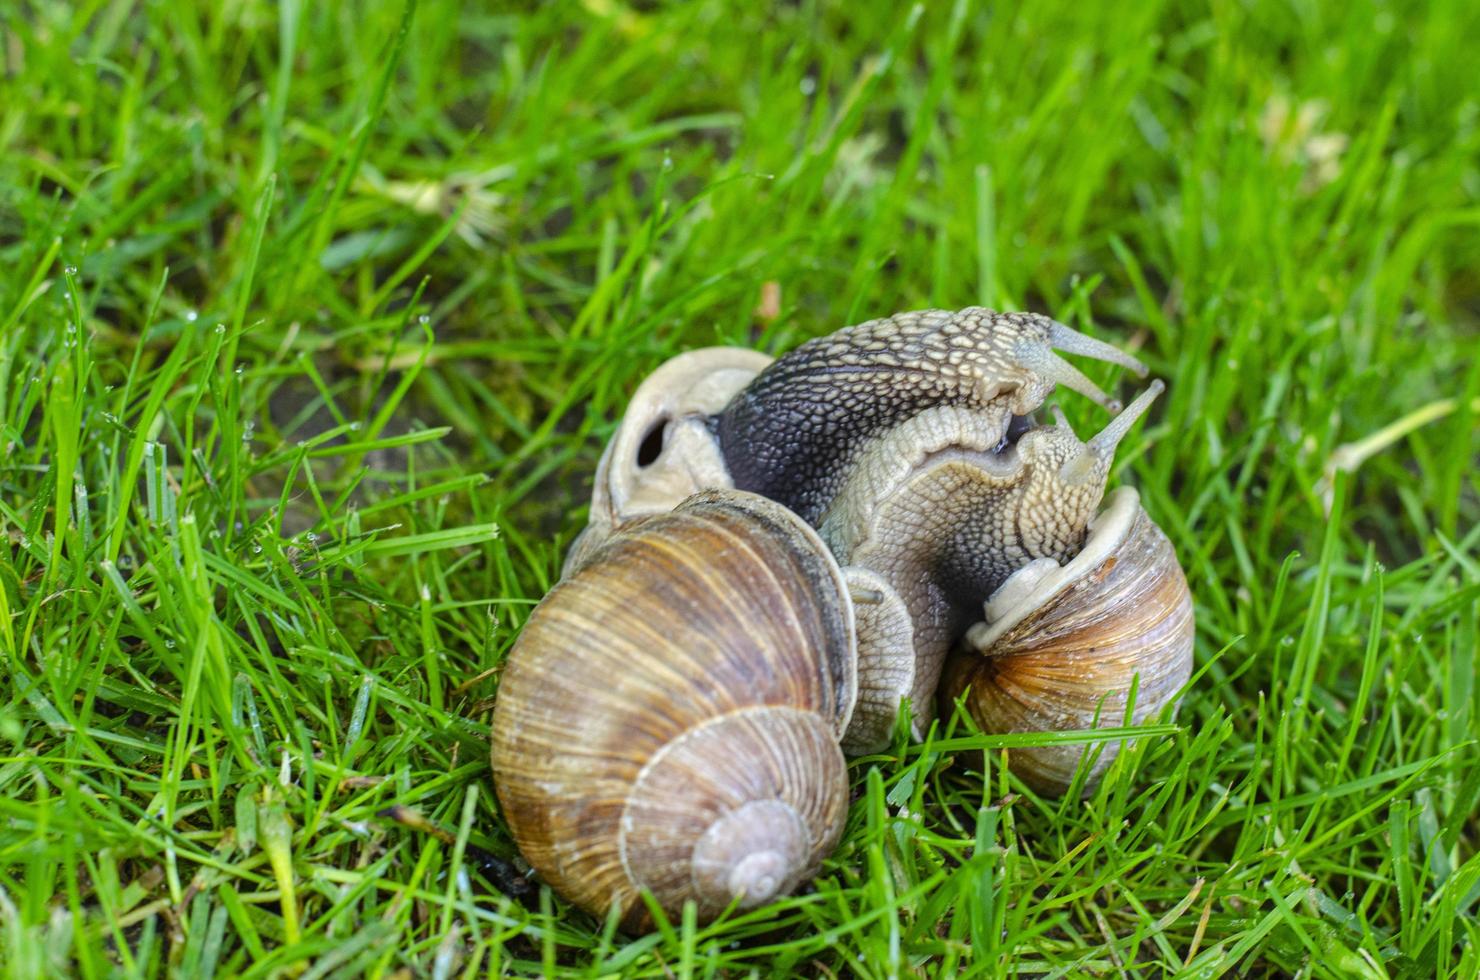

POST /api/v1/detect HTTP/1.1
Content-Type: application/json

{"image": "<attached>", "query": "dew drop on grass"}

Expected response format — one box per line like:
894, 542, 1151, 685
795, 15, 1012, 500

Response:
63, 265, 78, 275
184, 309, 198, 322
307, 532, 318, 543
235, 364, 245, 375
418, 314, 430, 325
215, 323, 225, 334
252, 544, 263, 554
800, 76, 817, 95
165, 639, 176, 649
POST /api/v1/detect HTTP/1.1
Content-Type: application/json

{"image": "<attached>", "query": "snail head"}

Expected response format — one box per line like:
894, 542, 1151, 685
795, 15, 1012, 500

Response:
1009, 379, 1165, 562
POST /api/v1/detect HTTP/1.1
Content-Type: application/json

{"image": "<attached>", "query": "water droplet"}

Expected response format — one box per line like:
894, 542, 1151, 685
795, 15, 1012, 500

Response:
306, 532, 318, 543
214, 323, 225, 334
799, 76, 817, 96
64, 264, 78, 275
349, 421, 361, 431
417, 314, 430, 325
164, 639, 176, 649
235, 364, 245, 375
184, 310, 198, 323
252, 544, 263, 554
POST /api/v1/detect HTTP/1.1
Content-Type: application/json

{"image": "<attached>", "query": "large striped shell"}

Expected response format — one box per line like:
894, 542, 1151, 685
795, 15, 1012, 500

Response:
491, 490, 855, 930
941, 487, 1195, 795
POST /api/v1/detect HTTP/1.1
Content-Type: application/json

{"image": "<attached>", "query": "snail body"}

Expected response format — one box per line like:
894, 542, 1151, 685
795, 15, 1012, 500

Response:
715, 307, 1148, 525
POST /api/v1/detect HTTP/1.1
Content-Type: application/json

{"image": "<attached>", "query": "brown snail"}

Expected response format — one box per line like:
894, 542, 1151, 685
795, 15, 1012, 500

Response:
816, 381, 1173, 742
491, 489, 911, 930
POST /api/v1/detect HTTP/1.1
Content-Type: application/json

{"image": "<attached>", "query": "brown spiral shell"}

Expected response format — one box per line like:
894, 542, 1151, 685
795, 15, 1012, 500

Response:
490, 489, 856, 930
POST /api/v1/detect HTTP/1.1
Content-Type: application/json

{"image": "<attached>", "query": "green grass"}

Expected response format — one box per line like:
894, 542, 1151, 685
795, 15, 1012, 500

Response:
2, 0, 1478, 975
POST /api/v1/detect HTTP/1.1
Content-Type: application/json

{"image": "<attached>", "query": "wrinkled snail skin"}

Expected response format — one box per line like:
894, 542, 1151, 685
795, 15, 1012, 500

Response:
818, 383, 1167, 736
714, 308, 1148, 526
491, 490, 854, 930
942, 487, 1195, 796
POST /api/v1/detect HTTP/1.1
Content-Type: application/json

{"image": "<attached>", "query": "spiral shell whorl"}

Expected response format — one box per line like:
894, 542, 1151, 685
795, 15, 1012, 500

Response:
621, 707, 845, 916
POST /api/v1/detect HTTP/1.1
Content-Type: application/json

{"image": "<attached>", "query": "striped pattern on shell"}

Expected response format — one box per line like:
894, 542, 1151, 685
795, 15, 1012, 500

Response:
490, 490, 855, 929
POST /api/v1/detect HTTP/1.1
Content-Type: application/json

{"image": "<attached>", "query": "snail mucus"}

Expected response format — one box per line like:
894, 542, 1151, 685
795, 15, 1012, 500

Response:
490, 307, 1195, 929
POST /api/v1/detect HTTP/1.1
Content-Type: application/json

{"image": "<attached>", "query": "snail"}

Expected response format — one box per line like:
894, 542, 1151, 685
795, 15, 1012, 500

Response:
491, 489, 913, 930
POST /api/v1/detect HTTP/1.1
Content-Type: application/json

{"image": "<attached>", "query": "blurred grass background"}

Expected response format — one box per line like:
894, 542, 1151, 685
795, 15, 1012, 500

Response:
1, 0, 1478, 975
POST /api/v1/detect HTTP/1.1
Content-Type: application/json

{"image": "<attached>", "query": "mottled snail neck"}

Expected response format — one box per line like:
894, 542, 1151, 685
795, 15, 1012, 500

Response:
819, 381, 1166, 740
714, 308, 1148, 525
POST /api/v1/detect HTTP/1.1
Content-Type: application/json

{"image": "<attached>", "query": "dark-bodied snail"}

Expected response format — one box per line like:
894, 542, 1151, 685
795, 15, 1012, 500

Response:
568, 308, 1146, 555
942, 484, 1195, 794
714, 307, 1149, 524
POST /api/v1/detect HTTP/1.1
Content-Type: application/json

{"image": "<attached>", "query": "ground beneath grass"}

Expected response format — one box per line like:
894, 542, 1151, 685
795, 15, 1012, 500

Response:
2, 0, 1478, 976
